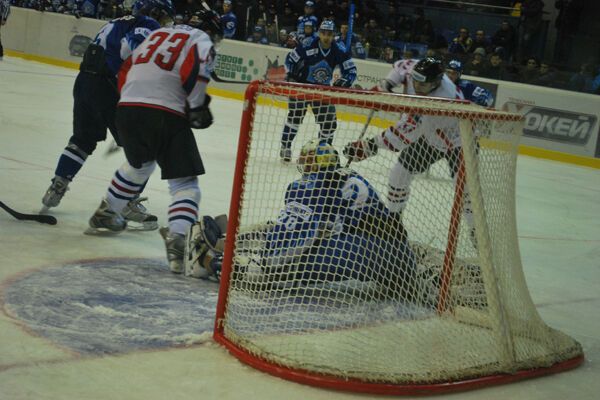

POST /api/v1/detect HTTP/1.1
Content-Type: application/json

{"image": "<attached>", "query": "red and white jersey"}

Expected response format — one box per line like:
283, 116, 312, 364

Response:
376, 59, 466, 152
118, 25, 215, 116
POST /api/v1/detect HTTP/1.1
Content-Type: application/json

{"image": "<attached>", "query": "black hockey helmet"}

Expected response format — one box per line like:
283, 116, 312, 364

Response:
189, 7, 223, 42
412, 57, 445, 83
412, 57, 445, 95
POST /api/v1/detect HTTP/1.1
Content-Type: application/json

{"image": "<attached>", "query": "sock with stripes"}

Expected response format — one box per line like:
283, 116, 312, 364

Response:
105, 161, 156, 213
54, 143, 88, 181
167, 177, 201, 236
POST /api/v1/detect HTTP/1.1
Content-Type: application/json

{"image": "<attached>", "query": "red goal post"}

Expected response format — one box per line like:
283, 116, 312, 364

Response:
213, 80, 584, 396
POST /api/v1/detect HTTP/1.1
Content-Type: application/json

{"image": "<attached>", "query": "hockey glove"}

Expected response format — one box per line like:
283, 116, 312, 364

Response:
343, 138, 378, 161
188, 95, 213, 129
332, 78, 352, 88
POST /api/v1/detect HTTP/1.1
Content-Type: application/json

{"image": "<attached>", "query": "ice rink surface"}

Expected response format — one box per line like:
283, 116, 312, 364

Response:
0, 57, 599, 399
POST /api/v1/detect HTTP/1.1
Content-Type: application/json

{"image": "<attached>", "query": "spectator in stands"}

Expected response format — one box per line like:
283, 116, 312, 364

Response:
481, 52, 508, 80
410, 7, 427, 42
380, 46, 396, 64
221, 0, 237, 39
334, 1, 350, 28
491, 20, 516, 61
416, 19, 436, 45
395, 13, 413, 42
590, 66, 600, 94
554, 0, 584, 63
463, 47, 487, 77
567, 63, 595, 93
297, 0, 318, 33
280, 3, 298, 34
320, 0, 336, 20
519, 0, 544, 61
448, 27, 473, 58
520, 57, 539, 84
532, 62, 559, 88
363, 18, 383, 59
471, 30, 492, 54
247, 25, 269, 45
336, 22, 366, 59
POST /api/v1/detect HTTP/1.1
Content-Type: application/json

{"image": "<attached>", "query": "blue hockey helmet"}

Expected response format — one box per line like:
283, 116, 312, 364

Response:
447, 59, 463, 74
319, 20, 335, 32
298, 139, 340, 174
132, 0, 176, 25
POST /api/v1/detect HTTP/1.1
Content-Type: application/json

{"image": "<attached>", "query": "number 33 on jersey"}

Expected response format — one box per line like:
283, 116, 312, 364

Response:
118, 25, 216, 116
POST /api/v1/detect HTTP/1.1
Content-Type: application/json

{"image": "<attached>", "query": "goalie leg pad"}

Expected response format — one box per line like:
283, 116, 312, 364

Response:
184, 215, 226, 280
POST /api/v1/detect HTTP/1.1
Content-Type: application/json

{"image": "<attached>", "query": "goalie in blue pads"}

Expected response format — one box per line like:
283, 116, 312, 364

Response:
185, 140, 417, 299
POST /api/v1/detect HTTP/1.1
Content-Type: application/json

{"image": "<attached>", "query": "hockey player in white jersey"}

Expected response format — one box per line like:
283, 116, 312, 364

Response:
343, 57, 476, 242
86, 10, 223, 274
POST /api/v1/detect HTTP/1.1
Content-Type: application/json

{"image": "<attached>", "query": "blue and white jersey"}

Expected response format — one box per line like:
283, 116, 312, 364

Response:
297, 14, 318, 33
458, 79, 494, 107
221, 11, 237, 39
285, 37, 357, 86
298, 32, 317, 47
264, 169, 386, 262
92, 15, 160, 76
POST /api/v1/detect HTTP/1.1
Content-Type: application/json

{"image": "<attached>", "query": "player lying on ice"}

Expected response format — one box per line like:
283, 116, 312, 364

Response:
184, 139, 419, 299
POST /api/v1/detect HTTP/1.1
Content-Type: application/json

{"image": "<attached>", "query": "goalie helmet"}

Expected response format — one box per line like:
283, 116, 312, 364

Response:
132, 0, 175, 26
298, 139, 340, 175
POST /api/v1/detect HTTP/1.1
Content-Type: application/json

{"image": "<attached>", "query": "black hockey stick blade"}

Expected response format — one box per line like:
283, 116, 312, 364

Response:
210, 71, 249, 85
0, 201, 57, 225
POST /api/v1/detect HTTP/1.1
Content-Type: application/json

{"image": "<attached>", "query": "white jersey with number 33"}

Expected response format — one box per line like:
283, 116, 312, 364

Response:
118, 25, 216, 116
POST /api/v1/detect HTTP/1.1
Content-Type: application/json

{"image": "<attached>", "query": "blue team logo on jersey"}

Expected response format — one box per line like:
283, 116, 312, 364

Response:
307, 60, 333, 85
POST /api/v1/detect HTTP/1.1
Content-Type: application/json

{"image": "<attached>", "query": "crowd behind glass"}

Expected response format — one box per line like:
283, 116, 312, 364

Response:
8, 0, 600, 94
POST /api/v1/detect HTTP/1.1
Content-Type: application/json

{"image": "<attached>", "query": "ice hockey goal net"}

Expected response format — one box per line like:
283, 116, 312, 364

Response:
213, 80, 583, 395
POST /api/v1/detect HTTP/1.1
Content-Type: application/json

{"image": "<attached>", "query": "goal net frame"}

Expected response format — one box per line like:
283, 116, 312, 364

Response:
213, 80, 584, 396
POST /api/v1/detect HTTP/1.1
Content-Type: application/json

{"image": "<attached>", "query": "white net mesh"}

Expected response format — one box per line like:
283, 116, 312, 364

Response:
216, 82, 583, 386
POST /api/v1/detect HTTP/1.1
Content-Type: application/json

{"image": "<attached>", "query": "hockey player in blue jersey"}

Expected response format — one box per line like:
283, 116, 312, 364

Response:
280, 20, 357, 162
220, 0, 237, 39
296, 1, 319, 34
445, 59, 494, 107
41, 0, 174, 230
184, 140, 416, 300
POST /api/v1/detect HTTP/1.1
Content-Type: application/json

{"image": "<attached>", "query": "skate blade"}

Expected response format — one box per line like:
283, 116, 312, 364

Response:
40, 206, 51, 214
84, 226, 126, 236
126, 221, 159, 231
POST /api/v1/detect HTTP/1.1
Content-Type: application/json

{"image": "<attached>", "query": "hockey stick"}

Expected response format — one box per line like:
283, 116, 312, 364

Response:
344, 108, 376, 167
0, 201, 57, 225
210, 71, 249, 85
103, 140, 121, 158
346, 1, 355, 51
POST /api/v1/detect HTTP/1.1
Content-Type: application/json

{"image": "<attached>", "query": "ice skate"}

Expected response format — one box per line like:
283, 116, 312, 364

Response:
85, 199, 127, 235
121, 197, 158, 231
41, 176, 70, 212
160, 227, 185, 274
